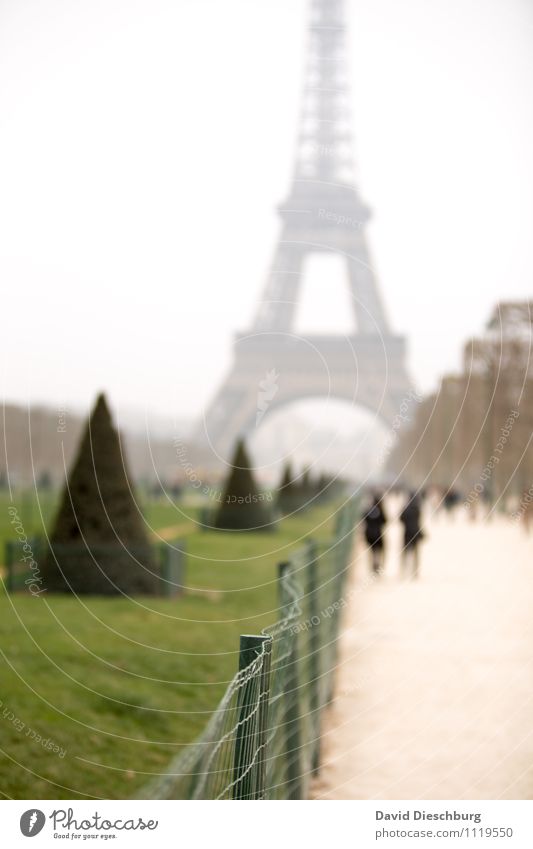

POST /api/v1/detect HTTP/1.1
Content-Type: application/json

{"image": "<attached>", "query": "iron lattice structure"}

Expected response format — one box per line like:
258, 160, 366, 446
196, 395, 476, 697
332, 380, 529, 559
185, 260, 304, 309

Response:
198, 0, 412, 460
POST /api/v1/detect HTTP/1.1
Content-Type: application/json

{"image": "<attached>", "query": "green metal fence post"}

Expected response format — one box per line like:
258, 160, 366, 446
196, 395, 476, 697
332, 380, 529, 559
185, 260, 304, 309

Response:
158, 540, 187, 597
327, 506, 349, 704
328, 502, 357, 703
278, 560, 303, 800
233, 634, 272, 800
326, 539, 337, 705
254, 635, 272, 798
305, 538, 321, 775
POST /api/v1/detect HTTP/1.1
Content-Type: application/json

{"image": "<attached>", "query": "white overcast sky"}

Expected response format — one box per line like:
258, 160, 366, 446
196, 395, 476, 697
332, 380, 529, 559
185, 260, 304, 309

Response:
1, 0, 533, 422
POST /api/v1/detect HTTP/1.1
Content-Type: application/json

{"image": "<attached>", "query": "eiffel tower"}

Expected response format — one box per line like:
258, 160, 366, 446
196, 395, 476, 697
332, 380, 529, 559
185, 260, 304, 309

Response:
197, 0, 412, 462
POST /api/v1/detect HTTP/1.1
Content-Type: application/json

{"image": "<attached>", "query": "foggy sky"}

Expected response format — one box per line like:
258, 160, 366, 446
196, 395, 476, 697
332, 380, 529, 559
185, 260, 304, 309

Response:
1, 0, 533, 422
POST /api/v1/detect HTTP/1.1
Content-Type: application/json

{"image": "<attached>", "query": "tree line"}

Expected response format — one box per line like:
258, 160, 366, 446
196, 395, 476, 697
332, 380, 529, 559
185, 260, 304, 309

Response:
388, 301, 533, 505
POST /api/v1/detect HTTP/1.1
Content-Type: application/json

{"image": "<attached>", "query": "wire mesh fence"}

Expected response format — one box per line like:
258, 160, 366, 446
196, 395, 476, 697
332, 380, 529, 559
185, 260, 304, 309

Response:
142, 497, 359, 800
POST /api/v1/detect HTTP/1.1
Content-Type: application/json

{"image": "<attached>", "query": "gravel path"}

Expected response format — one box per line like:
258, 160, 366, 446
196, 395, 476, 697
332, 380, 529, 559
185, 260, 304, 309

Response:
312, 506, 533, 799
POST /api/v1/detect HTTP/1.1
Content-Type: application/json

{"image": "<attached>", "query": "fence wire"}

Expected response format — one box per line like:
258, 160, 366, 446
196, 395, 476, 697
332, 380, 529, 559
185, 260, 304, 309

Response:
142, 497, 358, 800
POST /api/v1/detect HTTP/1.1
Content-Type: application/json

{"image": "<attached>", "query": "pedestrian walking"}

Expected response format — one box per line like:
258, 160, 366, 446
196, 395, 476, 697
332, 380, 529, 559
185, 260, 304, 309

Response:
363, 493, 387, 576
400, 491, 424, 579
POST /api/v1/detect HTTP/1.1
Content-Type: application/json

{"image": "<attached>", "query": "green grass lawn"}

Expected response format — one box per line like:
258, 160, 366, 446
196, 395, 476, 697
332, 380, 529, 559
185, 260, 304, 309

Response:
0, 497, 338, 800
0, 491, 59, 558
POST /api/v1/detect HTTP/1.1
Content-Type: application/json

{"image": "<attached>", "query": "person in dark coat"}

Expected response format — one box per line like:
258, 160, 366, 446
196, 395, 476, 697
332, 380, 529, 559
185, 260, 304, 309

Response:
363, 493, 387, 575
400, 491, 424, 579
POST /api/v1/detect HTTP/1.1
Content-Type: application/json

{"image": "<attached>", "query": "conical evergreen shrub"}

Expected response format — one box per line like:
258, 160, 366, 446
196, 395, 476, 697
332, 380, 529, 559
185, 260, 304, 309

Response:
316, 472, 332, 503
317, 473, 346, 503
300, 466, 313, 500
277, 461, 300, 515
289, 465, 314, 511
43, 393, 157, 594
214, 439, 270, 530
